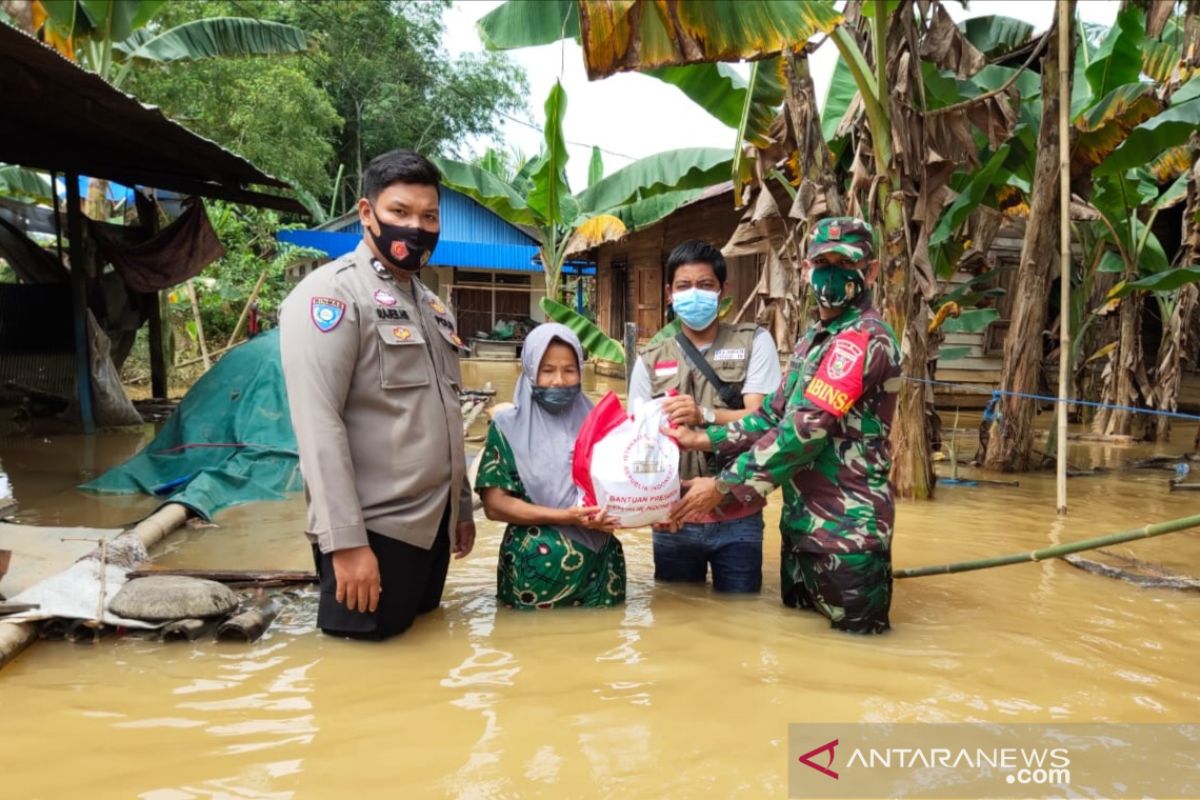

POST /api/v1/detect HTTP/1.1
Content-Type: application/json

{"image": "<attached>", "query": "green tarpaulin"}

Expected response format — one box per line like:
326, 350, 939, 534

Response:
82, 330, 301, 519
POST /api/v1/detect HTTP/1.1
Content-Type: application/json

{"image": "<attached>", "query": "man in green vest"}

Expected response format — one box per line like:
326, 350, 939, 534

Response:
665, 218, 901, 633
628, 239, 782, 592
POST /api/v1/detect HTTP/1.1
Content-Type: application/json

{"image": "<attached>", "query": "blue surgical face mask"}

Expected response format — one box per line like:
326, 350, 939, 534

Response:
671, 288, 720, 330
531, 384, 581, 414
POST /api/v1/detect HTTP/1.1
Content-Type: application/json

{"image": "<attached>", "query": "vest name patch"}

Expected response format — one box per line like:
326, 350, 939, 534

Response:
803, 330, 869, 416
713, 347, 746, 361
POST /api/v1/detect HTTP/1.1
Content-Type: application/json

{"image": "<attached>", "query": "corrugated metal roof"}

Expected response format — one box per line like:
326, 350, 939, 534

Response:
279, 187, 542, 271
0, 25, 302, 214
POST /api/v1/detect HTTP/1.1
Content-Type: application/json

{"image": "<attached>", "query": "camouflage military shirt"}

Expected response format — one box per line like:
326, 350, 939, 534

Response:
706, 298, 901, 554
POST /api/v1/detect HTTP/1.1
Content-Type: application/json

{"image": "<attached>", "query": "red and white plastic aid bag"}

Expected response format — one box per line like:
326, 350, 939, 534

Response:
573, 392, 680, 528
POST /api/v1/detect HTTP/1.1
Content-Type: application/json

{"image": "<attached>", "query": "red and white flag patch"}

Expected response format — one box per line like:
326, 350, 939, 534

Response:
803, 330, 869, 416
654, 359, 679, 378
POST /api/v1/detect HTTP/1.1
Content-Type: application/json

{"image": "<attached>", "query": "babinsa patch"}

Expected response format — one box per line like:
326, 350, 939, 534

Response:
804, 329, 869, 416
310, 297, 346, 332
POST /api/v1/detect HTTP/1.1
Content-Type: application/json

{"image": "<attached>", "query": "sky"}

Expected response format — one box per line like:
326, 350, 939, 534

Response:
442, 1, 1122, 190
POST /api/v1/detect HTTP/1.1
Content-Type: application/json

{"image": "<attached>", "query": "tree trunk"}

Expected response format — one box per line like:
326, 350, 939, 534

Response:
783, 53, 844, 221
1101, 287, 1141, 436
985, 8, 1072, 472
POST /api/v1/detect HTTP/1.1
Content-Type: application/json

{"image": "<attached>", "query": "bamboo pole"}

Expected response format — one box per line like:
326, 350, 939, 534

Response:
1056, 0, 1072, 516
225, 269, 269, 351
895, 512, 1200, 579
186, 279, 211, 371
0, 503, 190, 670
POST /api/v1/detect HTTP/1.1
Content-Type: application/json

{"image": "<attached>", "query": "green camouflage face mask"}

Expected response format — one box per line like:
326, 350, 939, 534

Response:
808, 265, 864, 309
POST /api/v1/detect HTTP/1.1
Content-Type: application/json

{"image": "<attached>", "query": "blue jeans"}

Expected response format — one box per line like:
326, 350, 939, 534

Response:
652, 511, 764, 593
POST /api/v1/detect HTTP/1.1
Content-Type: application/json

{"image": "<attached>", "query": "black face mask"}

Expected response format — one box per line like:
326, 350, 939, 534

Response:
368, 205, 439, 272
531, 384, 581, 414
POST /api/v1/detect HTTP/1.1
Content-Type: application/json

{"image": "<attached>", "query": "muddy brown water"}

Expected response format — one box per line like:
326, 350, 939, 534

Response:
0, 361, 1198, 798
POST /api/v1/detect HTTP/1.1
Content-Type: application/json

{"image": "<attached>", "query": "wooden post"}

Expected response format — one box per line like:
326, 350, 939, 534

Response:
1056, 2, 1072, 517
186, 279, 211, 371
65, 174, 95, 434
623, 321, 637, 387
225, 269, 269, 350
145, 292, 169, 399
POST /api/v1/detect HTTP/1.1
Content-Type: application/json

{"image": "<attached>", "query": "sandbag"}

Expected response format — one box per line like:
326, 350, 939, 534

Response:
578, 396, 679, 528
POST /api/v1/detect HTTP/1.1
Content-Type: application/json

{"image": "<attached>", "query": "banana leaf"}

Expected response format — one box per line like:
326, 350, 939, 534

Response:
539, 297, 626, 363
1108, 267, 1200, 299
431, 157, 538, 228
0, 166, 54, 203
574, 147, 731, 215
1084, 6, 1145, 104
1096, 97, 1200, 176
576, 0, 842, 79
588, 146, 604, 188
940, 308, 1000, 334
646, 297, 735, 346
526, 81, 573, 228
114, 17, 308, 62
645, 63, 748, 129
476, 0, 579, 51
959, 15, 1034, 59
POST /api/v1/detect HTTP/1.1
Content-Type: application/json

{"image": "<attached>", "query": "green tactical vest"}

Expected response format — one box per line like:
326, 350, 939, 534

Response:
639, 322, 759, 480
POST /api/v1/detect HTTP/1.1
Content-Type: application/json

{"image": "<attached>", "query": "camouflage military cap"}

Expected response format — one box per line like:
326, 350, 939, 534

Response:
807, 217, 875, 264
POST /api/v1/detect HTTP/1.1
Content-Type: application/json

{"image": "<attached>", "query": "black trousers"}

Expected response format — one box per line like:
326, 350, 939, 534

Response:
312, 504, 451, 641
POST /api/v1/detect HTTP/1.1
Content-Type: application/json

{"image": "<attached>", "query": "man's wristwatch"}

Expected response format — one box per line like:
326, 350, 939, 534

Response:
700, 405, 716, 425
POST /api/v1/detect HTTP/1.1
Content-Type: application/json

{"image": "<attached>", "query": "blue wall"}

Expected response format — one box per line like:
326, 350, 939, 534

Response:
277, 187, 542, 272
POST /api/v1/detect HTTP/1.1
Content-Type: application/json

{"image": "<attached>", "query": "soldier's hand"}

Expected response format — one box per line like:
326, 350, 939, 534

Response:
661, 423, 709, 451
662, 393, 701, 426
454, 520, 476, 559
668, 477, 723, 526
331, 545, 381, 613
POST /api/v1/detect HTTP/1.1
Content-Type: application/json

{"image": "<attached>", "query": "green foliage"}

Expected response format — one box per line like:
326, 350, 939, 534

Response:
539, 297, 625, 363
177, 202, 315, 345
940, 308, 1000, 334
958, 15, 1034, 59
127, 55, 341, 198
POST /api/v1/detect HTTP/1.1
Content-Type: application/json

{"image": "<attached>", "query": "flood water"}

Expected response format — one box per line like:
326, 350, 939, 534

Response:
1, 360, 1198, 798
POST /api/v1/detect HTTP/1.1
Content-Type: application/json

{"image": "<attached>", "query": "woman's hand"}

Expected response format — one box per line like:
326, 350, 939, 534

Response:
560, 505, 620, 533
661, 423, 710, 451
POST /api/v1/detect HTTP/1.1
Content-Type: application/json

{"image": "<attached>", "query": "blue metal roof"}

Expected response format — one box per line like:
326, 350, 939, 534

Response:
277, 186, 543, 272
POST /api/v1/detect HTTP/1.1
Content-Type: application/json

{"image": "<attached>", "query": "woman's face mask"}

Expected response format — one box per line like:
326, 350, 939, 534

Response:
671, 287, 720, 330
531, 384, 581, 414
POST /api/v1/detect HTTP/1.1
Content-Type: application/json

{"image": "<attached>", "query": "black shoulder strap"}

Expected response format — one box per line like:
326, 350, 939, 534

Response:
674, 333, 744, 410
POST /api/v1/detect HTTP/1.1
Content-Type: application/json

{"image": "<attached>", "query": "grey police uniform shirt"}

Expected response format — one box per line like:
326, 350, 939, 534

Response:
279, 240, 473, 553
627, 327, 782, 407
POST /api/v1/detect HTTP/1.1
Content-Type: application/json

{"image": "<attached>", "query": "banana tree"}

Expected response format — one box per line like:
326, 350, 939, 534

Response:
1066, 8, 1200, 439
433, 80, 732, 357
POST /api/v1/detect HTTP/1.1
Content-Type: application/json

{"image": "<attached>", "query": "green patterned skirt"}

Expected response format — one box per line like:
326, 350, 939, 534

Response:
497, 525, 626, 609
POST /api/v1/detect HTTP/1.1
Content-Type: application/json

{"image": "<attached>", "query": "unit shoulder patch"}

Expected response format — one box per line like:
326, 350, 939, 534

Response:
803, 329, 869, 416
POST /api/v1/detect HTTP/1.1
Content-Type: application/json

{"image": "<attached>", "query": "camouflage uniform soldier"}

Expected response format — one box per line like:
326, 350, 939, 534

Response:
666, 217, 901, 634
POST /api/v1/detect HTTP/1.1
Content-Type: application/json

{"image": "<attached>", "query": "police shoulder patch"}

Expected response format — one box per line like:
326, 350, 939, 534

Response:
310, 296, 347, 332
803, 329, 869, 416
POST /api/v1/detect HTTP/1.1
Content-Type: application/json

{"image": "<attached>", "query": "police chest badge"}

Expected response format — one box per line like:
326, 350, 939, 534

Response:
310, 297, 346, 332
373, 289, 397, 306
804, 330, 870, 417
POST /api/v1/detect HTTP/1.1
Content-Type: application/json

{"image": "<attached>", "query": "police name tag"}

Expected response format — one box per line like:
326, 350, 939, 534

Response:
713, 348, 746, 361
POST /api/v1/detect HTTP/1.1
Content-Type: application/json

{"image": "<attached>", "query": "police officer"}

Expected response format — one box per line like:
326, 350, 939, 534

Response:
627, 240, 781, 593
665, 218, 901, 634
280, 150, 475, 640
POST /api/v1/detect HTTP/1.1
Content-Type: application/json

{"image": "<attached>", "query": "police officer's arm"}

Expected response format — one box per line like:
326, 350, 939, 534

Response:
279, 287, 368, 553
714, 331, 897, 505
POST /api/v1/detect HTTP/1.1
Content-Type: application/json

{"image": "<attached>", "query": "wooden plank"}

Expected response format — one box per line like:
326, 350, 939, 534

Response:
125, 568, 316, 584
